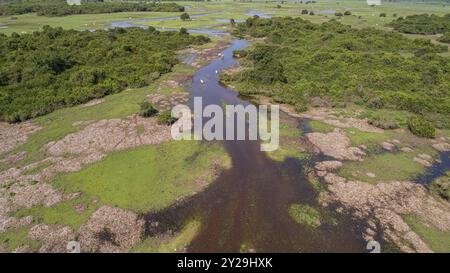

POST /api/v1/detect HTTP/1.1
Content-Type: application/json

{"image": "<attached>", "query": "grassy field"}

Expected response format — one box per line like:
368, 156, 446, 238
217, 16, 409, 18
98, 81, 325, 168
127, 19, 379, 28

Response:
52, 140, 231, 213
1, 1, 450, 35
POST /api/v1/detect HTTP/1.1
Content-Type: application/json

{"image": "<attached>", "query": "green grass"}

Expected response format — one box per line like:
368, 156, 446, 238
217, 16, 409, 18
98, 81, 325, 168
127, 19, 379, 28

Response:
22, 161, 52, 175
265, 118, 308, 162
339, 152, 426, 183
345, 127, 390, 147
288, 203, 322, 228
2, 1, 449, 35
131, 219, 201, 253
0, 226, 41, 252
52, 140, 231, 213
309, 120, 335, 133
0, 11, 192, 34
404, 215, 450, 253
11, 194, 100, 230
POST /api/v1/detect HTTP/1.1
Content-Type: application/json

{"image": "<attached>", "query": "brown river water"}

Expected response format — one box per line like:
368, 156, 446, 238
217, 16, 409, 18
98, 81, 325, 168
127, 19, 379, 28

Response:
142, 39, 370, 252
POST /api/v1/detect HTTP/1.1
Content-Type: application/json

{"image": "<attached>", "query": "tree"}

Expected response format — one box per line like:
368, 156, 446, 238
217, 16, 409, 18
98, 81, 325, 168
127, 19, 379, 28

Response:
180, 12, 190, 21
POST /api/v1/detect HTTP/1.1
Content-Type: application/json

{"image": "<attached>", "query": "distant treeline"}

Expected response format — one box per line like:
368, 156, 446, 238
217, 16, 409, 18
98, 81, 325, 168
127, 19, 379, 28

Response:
0, 26, 209, 122
0, 0, 185, 16
224, 17, 450, 128
389, 14, 450, 35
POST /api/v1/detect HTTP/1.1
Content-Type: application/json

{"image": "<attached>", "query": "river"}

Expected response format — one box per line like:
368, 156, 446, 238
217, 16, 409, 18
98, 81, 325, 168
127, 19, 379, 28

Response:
142, 39, 368, 252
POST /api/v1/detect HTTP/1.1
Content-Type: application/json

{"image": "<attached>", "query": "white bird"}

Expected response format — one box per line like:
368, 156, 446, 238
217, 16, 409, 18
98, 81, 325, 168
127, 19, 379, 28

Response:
200, 79, 205, 84
215, 70, 218, 74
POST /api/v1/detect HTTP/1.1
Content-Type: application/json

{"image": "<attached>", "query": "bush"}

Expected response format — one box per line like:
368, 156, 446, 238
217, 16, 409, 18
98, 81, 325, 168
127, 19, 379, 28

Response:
301, 9, 308, 15
139, 101, 158, 117
335, 12, 343, 17
368, 114, 399, 129
157, 111, 178, 125
432, 175, 450, 200
407, 116, 435, 138
379, 13, 387, 17
180, 12, 190, 21
309, 11, 315, 16
439, 32, 450, 44
344, 11, 351, 16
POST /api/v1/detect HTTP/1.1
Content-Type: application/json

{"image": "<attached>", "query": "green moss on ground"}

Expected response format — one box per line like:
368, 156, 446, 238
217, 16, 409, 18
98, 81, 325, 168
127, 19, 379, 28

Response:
404, 215, 450, 253
0, 226, 41, 252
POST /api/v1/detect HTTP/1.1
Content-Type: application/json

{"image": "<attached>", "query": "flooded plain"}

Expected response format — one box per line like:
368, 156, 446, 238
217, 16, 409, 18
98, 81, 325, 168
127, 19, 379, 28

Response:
142, 39, 368, 252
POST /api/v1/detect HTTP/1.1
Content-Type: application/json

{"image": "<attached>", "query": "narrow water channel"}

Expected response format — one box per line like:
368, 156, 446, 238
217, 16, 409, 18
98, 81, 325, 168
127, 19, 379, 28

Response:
143, 39, 367, 252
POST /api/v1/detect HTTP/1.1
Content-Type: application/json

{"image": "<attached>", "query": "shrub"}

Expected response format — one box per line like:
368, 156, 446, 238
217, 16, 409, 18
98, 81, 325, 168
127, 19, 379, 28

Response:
432, 175, 450, 200
309, 11, 315, 16
180, 12, 190, 21
157, 111, 178, 125
335, 12, 343, 17
301, 9, 308, 15
368, 114, 399, 129
379, 13, 386, 17
344, 11, 351, 16
439, 32, 450, 44
139, 101, 158, 117
407, 116, 435, 138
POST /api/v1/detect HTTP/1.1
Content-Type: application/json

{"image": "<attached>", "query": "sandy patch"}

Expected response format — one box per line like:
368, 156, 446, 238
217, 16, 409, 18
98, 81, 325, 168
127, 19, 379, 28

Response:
28, 224, 75, 253
0, 122, 41, 155
306, 129, 366, 161
300, 107, 383, 133
80, 98, 105, 108
146, 93, 189, 112
78, 206, 144, 253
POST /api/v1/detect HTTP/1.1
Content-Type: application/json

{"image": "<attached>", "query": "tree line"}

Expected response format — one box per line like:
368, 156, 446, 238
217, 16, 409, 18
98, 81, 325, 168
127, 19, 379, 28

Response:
224, 17, 450, 131
0, 0, 185, 16
0, 26, 209, 122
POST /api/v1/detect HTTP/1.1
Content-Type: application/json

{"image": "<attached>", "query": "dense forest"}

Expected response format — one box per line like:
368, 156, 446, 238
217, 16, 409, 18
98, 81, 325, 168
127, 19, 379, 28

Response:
224, 17, 450, 129
388, 14, 450, 35
0, 26, 209, 122
0, 0, 184, 16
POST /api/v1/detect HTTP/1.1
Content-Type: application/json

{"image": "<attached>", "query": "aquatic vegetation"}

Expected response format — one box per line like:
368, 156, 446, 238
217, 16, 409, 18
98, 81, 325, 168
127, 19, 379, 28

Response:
289, 204, 321, 228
